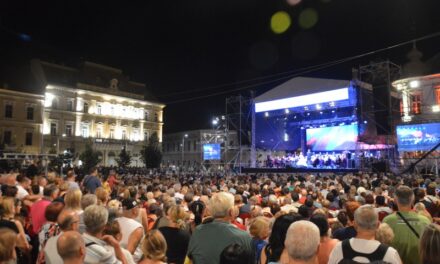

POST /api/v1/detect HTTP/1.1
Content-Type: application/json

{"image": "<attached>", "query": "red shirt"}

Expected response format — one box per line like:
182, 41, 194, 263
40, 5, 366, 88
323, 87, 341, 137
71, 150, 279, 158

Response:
30, 199, 51, 233
108, 175, 117, 189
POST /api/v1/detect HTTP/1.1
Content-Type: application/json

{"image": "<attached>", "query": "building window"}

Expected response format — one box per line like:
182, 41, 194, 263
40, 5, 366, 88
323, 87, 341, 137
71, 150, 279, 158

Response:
193, 141, 197, 151
144, 111, 149, 120
96, 127, 102, 138
26, 107, 34, 120
411, 94, 422, 115
4, 104, 12, 118
50, 123, 57, 136
67, 100, 74, 111
154, 112, 158, 121
110, 106, 115, 116
82, 125, 89, 138
65, 124, 73, 137
3, 131, 11, 145
25, 132, 32, 146
122, 130, 127, 140
97, 104, 102, 115
110, 129, 115, 139
83, 102, 89, 113
144, 132, 149, 141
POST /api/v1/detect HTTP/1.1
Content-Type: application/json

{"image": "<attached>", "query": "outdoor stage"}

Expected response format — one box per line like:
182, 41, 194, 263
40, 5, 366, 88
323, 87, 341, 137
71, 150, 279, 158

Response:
242, 167, 359, 174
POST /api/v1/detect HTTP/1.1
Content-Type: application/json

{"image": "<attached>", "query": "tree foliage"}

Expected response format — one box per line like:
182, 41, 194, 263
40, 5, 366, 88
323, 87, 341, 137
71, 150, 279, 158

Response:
140, 132, 162, 168
117, 146, 132, 168
79, 142, 101, 173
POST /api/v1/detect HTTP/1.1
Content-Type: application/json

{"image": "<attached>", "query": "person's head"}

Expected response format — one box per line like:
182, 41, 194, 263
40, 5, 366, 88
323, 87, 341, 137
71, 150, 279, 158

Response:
354, 205, 378, 233
209, 192, 234, 219
81, 194, 98, 210
414, 202, 427, 213
249, 216, 270, 240
285, 220, 320, 263
267, 213, 303, 261
121, 198, 140, 218
95, 187, 109, 206
89, 167, 98, 176
0, 197, 15, 217
395, 186, 414, 208
189, 200, 206, 226
58, 209, 80, 232
45, 202, 65, 222
16, 174, 31, 188
83, 205, 108, 235
375, 223, 394, 246
43, 184, 59, 200
309, 213, 330, 237
220, 243, 253, 264
103, 219, 123, 241
0, 228, 17, 262
66, 170, 76, 180
167, 205, 187, 229
142, 229, 167, 262
375, 195, 386, 206
419, 223, 440, 264
65, 189, 82, 210
57, 231, 85, 263
345, 201, 360, 222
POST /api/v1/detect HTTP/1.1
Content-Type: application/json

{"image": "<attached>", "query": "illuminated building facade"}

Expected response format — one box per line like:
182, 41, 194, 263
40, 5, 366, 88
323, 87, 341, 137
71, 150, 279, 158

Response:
32, 59, 165, 166
0, 88, 44, 154
393, 73, 440, 123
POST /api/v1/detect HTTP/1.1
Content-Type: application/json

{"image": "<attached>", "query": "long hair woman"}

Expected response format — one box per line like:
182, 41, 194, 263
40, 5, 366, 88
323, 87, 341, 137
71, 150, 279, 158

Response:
139, 229, 167, 264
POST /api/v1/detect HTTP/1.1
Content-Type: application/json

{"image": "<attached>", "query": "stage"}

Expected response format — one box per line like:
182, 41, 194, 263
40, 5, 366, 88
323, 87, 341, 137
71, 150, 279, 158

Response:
241, 167, 359, 174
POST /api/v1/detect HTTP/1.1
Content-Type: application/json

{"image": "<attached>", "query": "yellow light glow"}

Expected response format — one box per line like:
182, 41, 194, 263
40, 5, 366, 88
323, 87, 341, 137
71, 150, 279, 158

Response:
270, 11, 291, 34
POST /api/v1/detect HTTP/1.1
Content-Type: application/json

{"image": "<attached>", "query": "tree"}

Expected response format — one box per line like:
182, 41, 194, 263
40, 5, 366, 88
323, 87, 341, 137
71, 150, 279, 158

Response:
117, 146, 132, 168
140, 132, 162, 168
79, 142, 101, 173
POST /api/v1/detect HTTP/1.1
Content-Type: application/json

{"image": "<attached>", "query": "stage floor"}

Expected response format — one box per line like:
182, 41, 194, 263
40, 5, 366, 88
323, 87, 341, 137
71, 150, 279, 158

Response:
241, 167, 359, 174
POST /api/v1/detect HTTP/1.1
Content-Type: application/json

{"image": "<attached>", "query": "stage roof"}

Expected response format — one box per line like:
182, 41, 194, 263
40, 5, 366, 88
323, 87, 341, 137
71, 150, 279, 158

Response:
254, 77, 351, 103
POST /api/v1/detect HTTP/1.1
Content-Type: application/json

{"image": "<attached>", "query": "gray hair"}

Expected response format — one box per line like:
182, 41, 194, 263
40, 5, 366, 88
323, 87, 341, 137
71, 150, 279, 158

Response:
354, 205, 378, 231
209, 192, 234, 218
81, 194, 98, 210
83, 205, 108, 235
285, 220, 320, 261
395, 186, 414, 206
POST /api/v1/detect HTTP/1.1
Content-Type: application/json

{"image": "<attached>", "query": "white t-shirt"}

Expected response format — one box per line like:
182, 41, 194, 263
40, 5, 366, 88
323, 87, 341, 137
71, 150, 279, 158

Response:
116, 217, 144, 262
16, 185, 29, 200
328, 238, 401, 264
44, 233, 62, 264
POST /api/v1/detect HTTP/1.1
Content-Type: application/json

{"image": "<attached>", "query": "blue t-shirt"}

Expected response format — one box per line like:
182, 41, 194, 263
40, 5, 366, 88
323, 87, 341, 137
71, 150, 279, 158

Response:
83, 175, 101, 194
252, 238, 267, 264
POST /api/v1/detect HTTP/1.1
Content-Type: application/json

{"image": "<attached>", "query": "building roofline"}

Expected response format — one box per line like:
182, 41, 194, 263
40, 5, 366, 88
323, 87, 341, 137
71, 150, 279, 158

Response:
0, 88, 45, 99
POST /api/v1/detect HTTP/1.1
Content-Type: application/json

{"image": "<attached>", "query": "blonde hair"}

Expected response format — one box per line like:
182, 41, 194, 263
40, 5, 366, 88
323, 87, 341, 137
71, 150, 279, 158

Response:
0, 228, 17, 262
142, 229, 167, 262
375, 223, 394, 245
249, 216, 270, 239
167, 205, 187, 229
95, 187, 109, 206
65, 189, 82, 211
419, 223, 440, 264
0, 197, 15, 217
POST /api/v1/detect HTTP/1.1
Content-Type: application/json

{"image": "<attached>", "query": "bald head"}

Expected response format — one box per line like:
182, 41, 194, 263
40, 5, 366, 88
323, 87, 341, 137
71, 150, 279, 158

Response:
57, 209, 80, 231
57, 231, 85, 262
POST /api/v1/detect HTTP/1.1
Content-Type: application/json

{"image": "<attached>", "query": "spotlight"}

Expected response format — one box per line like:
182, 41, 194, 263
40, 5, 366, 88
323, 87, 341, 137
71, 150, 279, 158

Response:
212, 119, 218, 125
319, 111, 323, 114
329, 101, 335, 107
364, 121, 368, 124
307, 113, 310, 116
294, 115, 297, 119
285, 109, 290, 114
264, 112, 269, 117
316, 104, 321, 110
331, 110, 335, 113
300, 126, 305, 129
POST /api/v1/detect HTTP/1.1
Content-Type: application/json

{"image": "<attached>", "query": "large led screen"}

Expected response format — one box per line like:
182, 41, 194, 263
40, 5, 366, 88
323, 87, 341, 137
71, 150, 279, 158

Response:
396, 123, 440, 151
203, 144, 221, 160
306, 125, 358, 151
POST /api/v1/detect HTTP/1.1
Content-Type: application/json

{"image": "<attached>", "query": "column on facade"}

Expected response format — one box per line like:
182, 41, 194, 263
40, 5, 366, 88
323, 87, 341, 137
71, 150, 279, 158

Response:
75, 114, 82, 137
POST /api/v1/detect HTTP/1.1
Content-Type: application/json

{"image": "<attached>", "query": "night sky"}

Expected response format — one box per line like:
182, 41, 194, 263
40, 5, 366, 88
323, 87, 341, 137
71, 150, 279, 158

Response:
1, 0, 440, 133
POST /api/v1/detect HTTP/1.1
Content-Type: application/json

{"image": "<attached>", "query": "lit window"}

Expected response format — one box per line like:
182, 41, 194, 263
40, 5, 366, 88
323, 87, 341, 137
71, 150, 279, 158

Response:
3, 131, 11, 145
65, 125, 73, 137
97, 104, 102, 115
411, 94, 422, 115
67, 100, 74, 111
83, 102, 89, 113
436, 87, 440, 104
82, 125, 89, 138
96, 127, 102, 138
110, 129, 115, 139
122, 130, 127, 140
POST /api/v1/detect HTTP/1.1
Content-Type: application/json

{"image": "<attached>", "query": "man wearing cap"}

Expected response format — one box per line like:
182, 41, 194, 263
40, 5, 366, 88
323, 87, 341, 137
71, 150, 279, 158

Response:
116, 198, 144, 262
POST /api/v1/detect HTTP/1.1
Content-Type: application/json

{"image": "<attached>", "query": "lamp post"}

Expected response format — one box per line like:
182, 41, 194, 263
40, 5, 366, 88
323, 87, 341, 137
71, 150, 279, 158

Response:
181, 133, 188, 170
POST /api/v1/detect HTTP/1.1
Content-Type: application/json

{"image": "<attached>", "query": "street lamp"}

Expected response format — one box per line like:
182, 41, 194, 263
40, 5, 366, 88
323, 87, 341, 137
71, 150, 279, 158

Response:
181, 133, 188, 169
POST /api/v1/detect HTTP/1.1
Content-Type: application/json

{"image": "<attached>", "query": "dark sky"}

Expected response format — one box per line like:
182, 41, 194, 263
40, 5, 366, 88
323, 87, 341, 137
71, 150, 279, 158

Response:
1, 0, 440, 133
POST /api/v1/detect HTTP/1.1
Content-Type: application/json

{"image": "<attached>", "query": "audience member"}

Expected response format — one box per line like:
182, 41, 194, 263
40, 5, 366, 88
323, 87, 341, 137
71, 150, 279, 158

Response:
285, 220, 320, 264
57, 231, 86, 264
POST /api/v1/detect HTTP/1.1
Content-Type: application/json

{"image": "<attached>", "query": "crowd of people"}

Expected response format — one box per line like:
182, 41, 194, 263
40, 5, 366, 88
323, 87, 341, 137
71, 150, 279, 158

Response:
0, 165, 439, 264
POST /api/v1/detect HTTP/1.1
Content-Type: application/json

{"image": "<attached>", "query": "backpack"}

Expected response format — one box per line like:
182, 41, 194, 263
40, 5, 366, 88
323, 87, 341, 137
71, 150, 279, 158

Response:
338, 240, 390, 264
